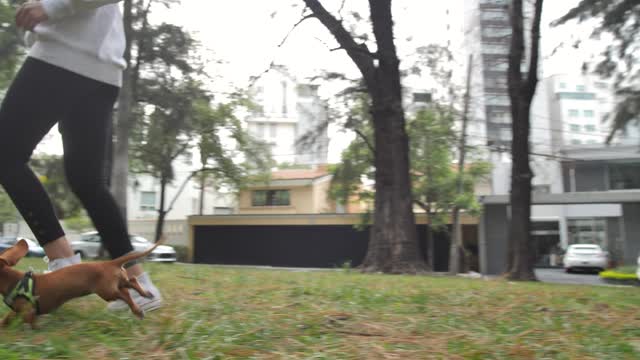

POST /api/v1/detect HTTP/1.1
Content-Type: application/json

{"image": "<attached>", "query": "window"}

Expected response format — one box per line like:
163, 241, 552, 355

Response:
140, 191, 156, 211
609, 163, 640, 190
270, 123, 277, 138
569, 124, 580, 132
584, 124, 596, 132
252, 190, 290, 206
584, 110, 594, 117
559, 82, 567, 89
587, 139, 598, 144
567, 218, 607, 249
257, 123, 266, 138
413, 92, 432, 103
594, 81, 607, 89
568, 109, 579, 117
576, 85, 585, 91
281, 81, 288, 116
532, 185, 551, 195
571, 139, 582, 145
558, 92, 596, 100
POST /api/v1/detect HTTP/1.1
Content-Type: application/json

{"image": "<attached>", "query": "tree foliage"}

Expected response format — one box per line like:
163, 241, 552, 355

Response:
30, 155, 84, 220
0, 0, 23, 90
553, 0, 640, 141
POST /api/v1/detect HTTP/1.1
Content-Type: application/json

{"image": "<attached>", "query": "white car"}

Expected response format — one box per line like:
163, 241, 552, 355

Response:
563, 244, 608, 273
71, 232, 177, 263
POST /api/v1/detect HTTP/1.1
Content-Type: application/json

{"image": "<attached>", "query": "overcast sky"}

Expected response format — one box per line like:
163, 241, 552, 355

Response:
36, 0, 591, 162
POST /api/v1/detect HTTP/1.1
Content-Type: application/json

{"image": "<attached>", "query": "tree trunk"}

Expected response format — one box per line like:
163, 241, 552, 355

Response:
450, 55, 473, 275
199, 170, 206, 215
111, 0, 134, 219
425, 220, 435, 271
506, 0, 543, 281
154, 177, 167, 243
304, 0, 426, 273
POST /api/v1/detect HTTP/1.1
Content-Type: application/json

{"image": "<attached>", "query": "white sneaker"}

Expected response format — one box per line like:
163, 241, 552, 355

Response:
107, 272, 163, 313
44, 253, 82, 273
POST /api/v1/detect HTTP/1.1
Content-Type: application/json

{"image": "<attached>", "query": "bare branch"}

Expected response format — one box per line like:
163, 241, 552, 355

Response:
303, 0, 376, 87
278, 12, 316, 48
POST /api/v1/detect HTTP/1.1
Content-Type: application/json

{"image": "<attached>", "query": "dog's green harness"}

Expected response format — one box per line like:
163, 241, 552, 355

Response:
3, 271, 40, 314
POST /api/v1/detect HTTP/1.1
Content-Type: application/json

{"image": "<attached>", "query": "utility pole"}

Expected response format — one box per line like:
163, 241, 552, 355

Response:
449, 54, 473, 274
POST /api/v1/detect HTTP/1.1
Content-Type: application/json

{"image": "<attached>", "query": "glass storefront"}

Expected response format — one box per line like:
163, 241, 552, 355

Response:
567, 218, 607, 249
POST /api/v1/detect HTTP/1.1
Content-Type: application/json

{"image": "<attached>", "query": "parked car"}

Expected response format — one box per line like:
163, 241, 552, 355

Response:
71, 232, 177, 263
0, 236, 46, 258
563, 244, 608, 273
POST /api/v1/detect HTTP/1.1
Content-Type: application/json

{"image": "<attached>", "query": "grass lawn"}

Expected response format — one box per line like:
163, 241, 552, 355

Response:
1, 259, 639, 359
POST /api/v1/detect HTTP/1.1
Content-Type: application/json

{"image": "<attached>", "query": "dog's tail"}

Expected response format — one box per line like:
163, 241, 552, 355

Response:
113, 235, 166, 267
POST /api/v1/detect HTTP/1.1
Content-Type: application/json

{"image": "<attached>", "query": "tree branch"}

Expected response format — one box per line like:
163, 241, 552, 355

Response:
302, 0, 376, 87
278, 12, 316, 48
166, 171, 197, 213
353, 128, 375, 154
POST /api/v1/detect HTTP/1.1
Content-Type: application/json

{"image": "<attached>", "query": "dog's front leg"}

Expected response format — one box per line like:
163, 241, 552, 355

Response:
22, 309, 38, 330
1, 311, 16, 327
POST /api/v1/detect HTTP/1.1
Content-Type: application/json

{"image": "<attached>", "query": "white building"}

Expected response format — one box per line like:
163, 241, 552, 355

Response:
126, 154, 235, 221
247, 65, 329, 165
545, 74, 640, 148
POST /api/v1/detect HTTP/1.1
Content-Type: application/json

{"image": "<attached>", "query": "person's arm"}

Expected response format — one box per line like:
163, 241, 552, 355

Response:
15, 0, 122, 30
41, 0, 123, 21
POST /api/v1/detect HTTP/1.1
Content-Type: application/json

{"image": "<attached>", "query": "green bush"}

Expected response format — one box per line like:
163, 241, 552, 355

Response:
172, 245, 189, 263
599, 270, 638, 281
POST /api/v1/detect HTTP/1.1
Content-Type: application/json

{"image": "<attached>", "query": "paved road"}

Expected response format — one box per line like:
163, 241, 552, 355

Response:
535, 268, 609, 286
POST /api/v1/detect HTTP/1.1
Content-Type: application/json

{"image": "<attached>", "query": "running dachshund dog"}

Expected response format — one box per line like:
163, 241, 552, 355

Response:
0, 238, 162, 329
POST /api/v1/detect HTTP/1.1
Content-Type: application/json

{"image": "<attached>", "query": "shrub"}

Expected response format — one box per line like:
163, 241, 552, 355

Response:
172, 245, 189, 263
599, 270, 638, 281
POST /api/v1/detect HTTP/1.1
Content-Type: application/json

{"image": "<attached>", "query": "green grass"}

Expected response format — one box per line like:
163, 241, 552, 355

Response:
1, 258, 639, 359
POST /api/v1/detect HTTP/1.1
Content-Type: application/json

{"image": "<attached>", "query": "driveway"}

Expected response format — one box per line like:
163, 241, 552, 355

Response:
535, 268, 609, 286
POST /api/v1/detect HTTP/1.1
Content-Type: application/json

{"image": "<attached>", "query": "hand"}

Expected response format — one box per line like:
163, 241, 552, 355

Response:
16, 2, 49, 31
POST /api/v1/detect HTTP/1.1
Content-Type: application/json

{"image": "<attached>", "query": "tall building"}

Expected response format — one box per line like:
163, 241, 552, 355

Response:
545, 74, 640, 149
247, 65, 329, 166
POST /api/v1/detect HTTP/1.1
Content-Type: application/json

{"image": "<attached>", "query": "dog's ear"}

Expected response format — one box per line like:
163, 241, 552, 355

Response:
0, 239, 29, 267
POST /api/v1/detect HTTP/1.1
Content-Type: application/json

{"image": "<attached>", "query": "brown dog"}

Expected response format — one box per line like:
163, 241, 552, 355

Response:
0, 238, 161, 329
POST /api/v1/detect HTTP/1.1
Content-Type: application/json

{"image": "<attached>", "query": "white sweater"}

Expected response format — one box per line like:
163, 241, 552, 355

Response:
28, 0, 126, 87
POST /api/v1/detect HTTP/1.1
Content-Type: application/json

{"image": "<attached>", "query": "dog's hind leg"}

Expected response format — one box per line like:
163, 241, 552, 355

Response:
118, 287, 144, 319
127, 276, 153, 299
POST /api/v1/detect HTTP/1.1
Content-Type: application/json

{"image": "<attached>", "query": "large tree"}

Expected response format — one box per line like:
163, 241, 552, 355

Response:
111, 0, 187, 218
191, 95, 273, 215
506, 0, 544, 281
330, 99, 489, 272
131, 77, 204, 242
552, 0, 640, 141
300, 0, 424, 273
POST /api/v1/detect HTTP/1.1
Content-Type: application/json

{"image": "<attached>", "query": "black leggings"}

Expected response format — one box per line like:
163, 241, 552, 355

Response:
0, 57, 133, 258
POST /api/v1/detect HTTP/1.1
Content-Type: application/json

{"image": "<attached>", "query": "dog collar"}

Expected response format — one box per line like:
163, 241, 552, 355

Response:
3, 271, 39, 314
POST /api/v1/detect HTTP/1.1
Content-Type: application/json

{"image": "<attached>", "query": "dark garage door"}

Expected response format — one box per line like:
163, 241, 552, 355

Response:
193, 224, 456, 271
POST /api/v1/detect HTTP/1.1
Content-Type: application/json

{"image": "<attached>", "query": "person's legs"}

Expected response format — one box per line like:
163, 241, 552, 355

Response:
59, 75, 159, 310
0, 58, 75, 260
